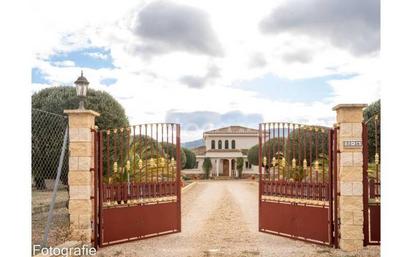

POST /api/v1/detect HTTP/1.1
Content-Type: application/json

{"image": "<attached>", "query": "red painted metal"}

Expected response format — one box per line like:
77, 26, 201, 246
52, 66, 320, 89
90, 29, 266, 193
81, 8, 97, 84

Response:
94, 123, 181, 248
333, 127, 339, 248
101, 202, 179, 245
260, 201, 329, 244
362, 122, 381, 245
328, 129, 334, 246
92, 129, 98, 249
363, 122, 369, 246
369, 205, 380, 243
258, 122, 336, 247
98, 131, 104, 247
176, 124, 182, 232
258, 124, 262, 230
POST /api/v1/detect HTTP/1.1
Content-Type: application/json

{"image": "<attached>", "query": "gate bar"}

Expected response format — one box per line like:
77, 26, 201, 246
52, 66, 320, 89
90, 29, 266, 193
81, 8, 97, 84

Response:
328, 129, 334, 246
98, 131, 104, 247
333, 127, 339, 248
362, 122, 369, 246
258, 124, 262, 230
176, 124, 182, 232
93, 129, 98, 249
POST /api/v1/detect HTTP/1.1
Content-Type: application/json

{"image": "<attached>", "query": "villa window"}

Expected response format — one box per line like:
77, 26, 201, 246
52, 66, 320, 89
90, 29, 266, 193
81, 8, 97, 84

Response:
211, 140, 215, 149
231, 140, 235, 149
224, 140, 229, 149
218, 140, 222, 149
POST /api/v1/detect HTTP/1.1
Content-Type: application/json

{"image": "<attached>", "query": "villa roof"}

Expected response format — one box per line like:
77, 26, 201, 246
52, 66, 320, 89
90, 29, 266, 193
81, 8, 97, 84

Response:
204, 125, 259, 135
192, 146, 206, 155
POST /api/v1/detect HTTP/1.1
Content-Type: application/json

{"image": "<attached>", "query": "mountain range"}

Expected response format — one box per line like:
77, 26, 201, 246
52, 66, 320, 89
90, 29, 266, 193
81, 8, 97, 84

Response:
182, 139, 204, 149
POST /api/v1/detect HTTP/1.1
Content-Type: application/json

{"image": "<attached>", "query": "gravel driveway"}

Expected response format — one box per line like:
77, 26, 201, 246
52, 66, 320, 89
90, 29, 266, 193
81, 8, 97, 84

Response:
97, 180, 379, 257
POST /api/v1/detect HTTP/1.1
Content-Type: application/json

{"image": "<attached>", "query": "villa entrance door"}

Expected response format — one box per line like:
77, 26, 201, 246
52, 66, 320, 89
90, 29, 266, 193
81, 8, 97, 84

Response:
223, 159, 229, 176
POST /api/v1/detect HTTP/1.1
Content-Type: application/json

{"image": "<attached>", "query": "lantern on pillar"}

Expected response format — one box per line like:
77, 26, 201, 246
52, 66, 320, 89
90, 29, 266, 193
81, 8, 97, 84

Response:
74, 71, 90, 110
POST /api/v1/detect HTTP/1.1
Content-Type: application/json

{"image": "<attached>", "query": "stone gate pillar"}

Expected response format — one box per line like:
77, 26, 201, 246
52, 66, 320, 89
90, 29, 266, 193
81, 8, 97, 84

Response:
64, 109, 100, 243
333, 104, 367, 251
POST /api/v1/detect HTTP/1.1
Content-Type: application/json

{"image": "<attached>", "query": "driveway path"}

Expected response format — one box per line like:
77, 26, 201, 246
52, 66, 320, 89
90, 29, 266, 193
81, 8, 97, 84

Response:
97, 180, 379, 257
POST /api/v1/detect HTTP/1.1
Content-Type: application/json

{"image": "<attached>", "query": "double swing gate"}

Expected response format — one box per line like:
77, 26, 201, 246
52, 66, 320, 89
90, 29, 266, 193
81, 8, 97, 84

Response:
92, 123, 181, 248
88, 120, 378, 248
258, 122, 338, 246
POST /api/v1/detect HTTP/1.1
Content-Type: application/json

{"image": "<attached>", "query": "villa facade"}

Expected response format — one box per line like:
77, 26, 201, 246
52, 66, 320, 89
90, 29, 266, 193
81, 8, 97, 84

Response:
192, 126, 259, 178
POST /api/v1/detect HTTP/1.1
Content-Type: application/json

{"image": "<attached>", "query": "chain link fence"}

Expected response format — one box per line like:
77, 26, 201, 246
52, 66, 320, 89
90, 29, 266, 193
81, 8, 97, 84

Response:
32, 109, 70, 248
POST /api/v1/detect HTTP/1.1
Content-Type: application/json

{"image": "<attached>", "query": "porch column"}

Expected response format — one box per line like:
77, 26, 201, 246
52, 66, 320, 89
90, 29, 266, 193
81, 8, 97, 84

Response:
64, 109, 100, 243
229, 159, 232, 177
216, 158, 220, 177
333, 104, 367, 251
235, 159, 239, 177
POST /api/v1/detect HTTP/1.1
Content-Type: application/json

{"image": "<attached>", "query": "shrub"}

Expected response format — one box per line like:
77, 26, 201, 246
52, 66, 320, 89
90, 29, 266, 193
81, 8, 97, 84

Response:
183, 148, 196, 169
161, 142, 187, 169
236, 157, 244, 179
363, 100, 380, 163
247, 144, 259, 166
32, 86, 129, 188
32, 86, 129, 129
202, 157, 212, 179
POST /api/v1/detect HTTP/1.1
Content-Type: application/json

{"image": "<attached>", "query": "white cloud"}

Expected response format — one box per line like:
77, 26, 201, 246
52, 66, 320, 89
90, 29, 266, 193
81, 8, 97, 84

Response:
328, 74, 381, 105
32, 0, 380, 141
85, 52, 109, 60
52, 60, 75, 67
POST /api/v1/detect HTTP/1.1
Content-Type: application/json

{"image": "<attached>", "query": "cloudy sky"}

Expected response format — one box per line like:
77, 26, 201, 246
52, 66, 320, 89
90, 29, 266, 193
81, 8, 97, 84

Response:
31, 0, 380, 142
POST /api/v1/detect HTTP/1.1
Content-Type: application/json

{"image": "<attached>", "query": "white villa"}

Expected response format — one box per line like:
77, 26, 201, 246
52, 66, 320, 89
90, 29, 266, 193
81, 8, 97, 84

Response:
185, 126, 259, 178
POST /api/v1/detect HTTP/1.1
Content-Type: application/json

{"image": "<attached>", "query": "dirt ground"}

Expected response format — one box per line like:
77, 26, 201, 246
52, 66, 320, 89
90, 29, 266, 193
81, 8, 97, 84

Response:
32, 190, 70, 247
96, 180, 379, 257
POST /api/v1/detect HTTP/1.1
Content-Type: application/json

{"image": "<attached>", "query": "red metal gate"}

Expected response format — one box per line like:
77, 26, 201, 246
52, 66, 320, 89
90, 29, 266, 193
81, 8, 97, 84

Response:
258, 122, 337, 246
363, 120, 381, 245
92, 123, 181, 248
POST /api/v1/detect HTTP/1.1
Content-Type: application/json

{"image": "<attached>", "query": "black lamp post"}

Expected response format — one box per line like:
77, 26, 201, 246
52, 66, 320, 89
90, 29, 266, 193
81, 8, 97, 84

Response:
74, 70, 89, 110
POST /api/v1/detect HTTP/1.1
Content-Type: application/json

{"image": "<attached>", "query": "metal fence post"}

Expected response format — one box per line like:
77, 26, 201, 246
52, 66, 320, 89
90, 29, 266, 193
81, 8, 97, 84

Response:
42, 126, 68, 247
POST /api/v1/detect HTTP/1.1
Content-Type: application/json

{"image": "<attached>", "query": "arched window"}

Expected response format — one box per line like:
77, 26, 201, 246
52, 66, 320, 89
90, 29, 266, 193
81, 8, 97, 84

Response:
224, 140, 229, 149
211, 140, 215, 149
231, 140, 235, 149
218, 140, 222, 149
